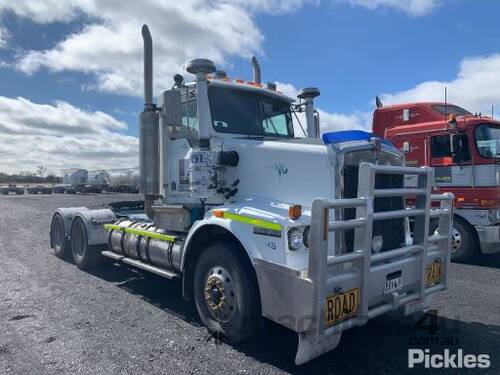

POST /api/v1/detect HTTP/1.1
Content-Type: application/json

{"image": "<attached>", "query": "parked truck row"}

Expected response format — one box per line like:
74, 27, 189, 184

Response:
0, 168, 141, 196
48, 25, 455, 365
54, 168, 140, 194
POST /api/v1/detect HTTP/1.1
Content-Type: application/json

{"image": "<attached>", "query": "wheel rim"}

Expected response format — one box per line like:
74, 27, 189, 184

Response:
51, 215, 64, 251
203, 266, 237, 323
450, 227, 462, 254
434, 227, 462, 254
72, 221, 86, 257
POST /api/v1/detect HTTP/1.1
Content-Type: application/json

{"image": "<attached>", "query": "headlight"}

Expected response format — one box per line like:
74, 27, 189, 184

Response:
288, 228, 304, 251
488, 209, 500, 224
372, 235, 383, 253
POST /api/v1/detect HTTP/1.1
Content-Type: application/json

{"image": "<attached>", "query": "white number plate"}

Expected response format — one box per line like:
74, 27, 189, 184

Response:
384, 276, 403, 294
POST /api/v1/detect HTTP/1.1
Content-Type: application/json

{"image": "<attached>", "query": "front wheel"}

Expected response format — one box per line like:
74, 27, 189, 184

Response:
432, 217, 477, 262
193, 243, 262, 343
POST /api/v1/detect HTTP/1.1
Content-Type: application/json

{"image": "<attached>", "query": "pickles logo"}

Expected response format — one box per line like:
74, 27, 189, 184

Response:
408, 349, 490, 369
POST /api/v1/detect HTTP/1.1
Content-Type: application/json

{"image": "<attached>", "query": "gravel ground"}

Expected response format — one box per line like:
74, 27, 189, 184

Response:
0, 194, 499, 374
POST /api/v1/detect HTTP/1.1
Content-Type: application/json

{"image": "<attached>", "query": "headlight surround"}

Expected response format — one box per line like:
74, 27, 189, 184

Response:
288, 227, 304, 251
303, 226, 310, 248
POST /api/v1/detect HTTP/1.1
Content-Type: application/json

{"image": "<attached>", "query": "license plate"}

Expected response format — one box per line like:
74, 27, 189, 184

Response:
426, 262, 443, 286
384, 271, 403, 294
325, 288, 359, 327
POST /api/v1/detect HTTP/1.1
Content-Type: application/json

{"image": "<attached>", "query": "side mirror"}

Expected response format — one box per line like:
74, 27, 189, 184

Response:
160, 89, 182, 127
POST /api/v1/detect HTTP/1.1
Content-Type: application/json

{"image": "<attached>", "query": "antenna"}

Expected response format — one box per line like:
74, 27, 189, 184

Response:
182, 34, 186, 72
444, 86, 447, 119
492, 105, 495, 119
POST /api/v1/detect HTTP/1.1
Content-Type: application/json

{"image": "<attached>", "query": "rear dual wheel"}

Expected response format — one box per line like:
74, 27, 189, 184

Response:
50, 213, 71, 259
70, 217, 102, 269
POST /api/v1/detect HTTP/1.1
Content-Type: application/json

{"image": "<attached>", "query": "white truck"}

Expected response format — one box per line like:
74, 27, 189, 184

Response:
49, 25, 454, 364
104, 168, 140, 193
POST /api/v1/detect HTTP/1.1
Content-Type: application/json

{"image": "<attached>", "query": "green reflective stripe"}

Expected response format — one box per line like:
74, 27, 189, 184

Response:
223, 212, 281, 231
125, 228, 175, 242
103, 224, 175, 242
104, 224, 122, 231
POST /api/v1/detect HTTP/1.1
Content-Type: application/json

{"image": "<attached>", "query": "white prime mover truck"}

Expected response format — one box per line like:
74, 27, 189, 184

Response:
49, 25, 454, 364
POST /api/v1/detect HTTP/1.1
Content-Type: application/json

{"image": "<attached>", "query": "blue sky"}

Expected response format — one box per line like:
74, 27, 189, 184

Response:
0, 0, 499, 173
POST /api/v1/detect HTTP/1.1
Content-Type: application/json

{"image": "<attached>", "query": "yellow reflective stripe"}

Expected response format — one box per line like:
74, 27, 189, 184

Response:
222, 212, 281, 231
103, 224, 175, 242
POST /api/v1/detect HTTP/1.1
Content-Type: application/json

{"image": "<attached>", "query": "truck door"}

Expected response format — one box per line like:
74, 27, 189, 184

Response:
430, 133, 472, 187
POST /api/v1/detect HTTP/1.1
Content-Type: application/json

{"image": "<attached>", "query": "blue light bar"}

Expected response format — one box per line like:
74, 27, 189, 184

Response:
322, 130, 393, 147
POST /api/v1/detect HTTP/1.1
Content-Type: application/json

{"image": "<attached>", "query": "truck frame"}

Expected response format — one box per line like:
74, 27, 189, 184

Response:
48, 25, 454, 364
373, 100, 500, 261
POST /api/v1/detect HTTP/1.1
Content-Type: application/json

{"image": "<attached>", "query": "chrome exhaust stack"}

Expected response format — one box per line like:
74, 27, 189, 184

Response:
140, 24, 159, 219
251, 56, 261, 84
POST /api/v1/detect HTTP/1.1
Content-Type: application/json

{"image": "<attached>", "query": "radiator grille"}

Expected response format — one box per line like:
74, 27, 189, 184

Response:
342, 165, 405, 252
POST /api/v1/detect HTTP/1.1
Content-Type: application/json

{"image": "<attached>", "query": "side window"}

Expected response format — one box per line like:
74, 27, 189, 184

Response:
431, 134, 471, 162
431, 135, 452, 158
181, 99, 199, 132
260, 100, 293, 137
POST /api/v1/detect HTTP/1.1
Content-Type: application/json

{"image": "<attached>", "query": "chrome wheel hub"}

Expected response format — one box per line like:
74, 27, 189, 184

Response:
204, 266, 236, 322
434, 227, 462, 254
451, 228, 462, 254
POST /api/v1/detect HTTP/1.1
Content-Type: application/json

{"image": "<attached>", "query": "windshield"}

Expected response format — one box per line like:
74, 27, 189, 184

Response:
475, 123, 500, 158
432, 104, 471, 117
208, 86, 294, 138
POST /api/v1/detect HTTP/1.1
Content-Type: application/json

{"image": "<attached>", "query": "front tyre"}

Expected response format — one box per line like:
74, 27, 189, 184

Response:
431, 216, 477, 262
194, 243, 262, 343
70, 217, 101, 269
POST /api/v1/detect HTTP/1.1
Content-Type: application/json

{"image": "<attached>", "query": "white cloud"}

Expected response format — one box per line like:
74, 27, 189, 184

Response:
231, 0, 314, 13
0, 26, 9, 48
0, 0, 94, 23
0, 96, 137, 173
380, 54, 500, 115
2, 0, 439, 97
319, 109, 371, 132
8, 1, 270, 97
344, 0, 442, 16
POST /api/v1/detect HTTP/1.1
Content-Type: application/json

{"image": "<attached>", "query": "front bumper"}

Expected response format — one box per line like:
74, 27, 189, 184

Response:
254, 163, 454, 364
476, 225, 500, 254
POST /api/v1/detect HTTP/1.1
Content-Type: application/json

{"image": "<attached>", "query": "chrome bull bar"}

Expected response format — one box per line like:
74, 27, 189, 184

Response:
297, 163, 454, 364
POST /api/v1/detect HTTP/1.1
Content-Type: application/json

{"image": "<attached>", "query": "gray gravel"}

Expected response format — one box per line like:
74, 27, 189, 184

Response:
0, 194, 499, 374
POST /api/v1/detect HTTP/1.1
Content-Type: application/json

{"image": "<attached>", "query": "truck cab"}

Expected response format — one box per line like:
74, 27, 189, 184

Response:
373, 101, 500, 260
48, 25, 454, 365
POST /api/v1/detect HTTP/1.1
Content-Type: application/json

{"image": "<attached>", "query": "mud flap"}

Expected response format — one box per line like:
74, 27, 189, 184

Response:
295, 331, 342, 365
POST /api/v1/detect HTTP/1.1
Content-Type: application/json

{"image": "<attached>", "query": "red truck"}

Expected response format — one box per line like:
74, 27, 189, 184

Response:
373, 100, 500, 261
